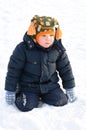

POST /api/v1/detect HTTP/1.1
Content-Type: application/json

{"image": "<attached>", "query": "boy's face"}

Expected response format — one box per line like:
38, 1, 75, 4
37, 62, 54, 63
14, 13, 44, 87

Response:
37, 34, 55, 48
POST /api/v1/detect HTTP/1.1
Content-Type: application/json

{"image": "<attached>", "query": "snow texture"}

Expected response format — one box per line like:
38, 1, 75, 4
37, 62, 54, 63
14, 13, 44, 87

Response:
0, 0, 86, 130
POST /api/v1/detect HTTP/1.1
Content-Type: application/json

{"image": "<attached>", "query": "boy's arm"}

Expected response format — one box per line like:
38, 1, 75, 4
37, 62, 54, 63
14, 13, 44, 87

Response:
56, 41, 75, 89
56, 42, 76, 102
5, 42, 26, 92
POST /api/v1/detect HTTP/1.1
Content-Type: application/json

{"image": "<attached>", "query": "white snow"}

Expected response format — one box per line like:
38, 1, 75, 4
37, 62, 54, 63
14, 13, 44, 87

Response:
0, 0, 86, 130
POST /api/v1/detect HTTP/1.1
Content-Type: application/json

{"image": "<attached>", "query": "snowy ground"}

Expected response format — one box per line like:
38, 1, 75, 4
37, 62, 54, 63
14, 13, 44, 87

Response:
0, 0, 86, 130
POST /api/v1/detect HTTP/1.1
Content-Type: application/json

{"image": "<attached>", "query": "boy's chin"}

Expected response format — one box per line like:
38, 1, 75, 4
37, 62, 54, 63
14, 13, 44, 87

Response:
43, 43, 53, 48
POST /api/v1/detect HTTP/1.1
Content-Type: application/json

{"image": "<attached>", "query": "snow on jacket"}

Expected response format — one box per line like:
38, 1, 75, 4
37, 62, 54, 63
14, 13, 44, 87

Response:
5, 33, 75, 93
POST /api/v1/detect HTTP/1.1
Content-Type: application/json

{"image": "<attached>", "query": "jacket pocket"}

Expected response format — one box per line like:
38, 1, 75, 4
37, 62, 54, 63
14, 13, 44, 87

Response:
25, 60, 41, 76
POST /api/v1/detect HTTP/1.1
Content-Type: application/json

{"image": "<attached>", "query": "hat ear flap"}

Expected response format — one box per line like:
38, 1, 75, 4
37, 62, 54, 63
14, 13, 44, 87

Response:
55, 27, 62, 40
27, 23, 36, 35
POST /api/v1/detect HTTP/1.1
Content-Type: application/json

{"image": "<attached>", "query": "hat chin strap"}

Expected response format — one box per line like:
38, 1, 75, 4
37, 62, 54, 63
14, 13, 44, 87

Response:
27, 23, 36, 35
55, 27, 62, 40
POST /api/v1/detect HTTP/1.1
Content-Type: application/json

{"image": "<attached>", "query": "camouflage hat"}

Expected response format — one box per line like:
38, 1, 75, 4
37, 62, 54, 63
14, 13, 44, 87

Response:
27, 15, 62, 42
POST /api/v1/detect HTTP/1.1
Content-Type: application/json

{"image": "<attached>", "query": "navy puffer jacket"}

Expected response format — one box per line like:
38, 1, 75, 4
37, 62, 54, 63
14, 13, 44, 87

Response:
5, 33, 75, 93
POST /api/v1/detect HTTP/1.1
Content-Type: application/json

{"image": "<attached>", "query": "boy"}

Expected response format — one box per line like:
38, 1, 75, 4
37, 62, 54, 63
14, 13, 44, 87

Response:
5, 15, 76, 112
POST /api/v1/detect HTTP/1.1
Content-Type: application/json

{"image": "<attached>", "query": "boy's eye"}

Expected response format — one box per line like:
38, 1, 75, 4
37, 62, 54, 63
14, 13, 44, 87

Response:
42, 35, 54, 37
42, 35, 46, 37
50, 35, 54, 36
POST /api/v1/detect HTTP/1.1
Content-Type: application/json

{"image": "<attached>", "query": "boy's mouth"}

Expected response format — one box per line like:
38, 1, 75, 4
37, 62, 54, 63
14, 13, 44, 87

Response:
45, 42, 51, 44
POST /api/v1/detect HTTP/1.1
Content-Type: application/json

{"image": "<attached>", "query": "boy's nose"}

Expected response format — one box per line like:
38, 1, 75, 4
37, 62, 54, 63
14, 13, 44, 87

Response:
46, 35, 51, 39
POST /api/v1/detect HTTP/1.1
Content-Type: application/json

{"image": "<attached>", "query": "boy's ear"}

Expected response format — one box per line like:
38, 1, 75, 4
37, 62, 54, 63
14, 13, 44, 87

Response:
55, 27, 62, 40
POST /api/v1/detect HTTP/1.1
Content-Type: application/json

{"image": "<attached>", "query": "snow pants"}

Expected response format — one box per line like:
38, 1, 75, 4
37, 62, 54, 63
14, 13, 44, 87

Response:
15, 87, 68, 112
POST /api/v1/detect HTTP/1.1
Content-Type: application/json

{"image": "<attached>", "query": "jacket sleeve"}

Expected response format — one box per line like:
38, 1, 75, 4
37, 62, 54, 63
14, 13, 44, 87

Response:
5, 42, 26, 92
56, 41, 75, 89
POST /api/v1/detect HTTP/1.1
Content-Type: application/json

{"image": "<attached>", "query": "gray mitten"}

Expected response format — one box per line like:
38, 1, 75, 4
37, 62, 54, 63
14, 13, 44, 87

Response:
66, 88, 77, 103
5, 91, 15, 105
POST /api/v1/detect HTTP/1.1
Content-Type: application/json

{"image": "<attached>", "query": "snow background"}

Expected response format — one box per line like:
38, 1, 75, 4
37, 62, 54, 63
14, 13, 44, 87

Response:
0, 0, 86, 130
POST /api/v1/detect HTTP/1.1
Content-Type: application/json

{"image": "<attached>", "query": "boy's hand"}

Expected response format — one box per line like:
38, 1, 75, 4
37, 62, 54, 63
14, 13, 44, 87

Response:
66, 88, 77, 103
5, 91, 15, 105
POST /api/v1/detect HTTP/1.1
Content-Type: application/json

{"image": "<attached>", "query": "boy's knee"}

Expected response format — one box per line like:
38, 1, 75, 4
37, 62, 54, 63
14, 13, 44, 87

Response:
15, 99, 38, 112
43, 88, 68, 106
45, 96, 68, 106
15, 93, 39, 112
54, 95, 68, 106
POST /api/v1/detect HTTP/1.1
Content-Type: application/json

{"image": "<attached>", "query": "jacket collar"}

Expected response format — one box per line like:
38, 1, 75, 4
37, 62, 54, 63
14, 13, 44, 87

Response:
23, 32, 35, 49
